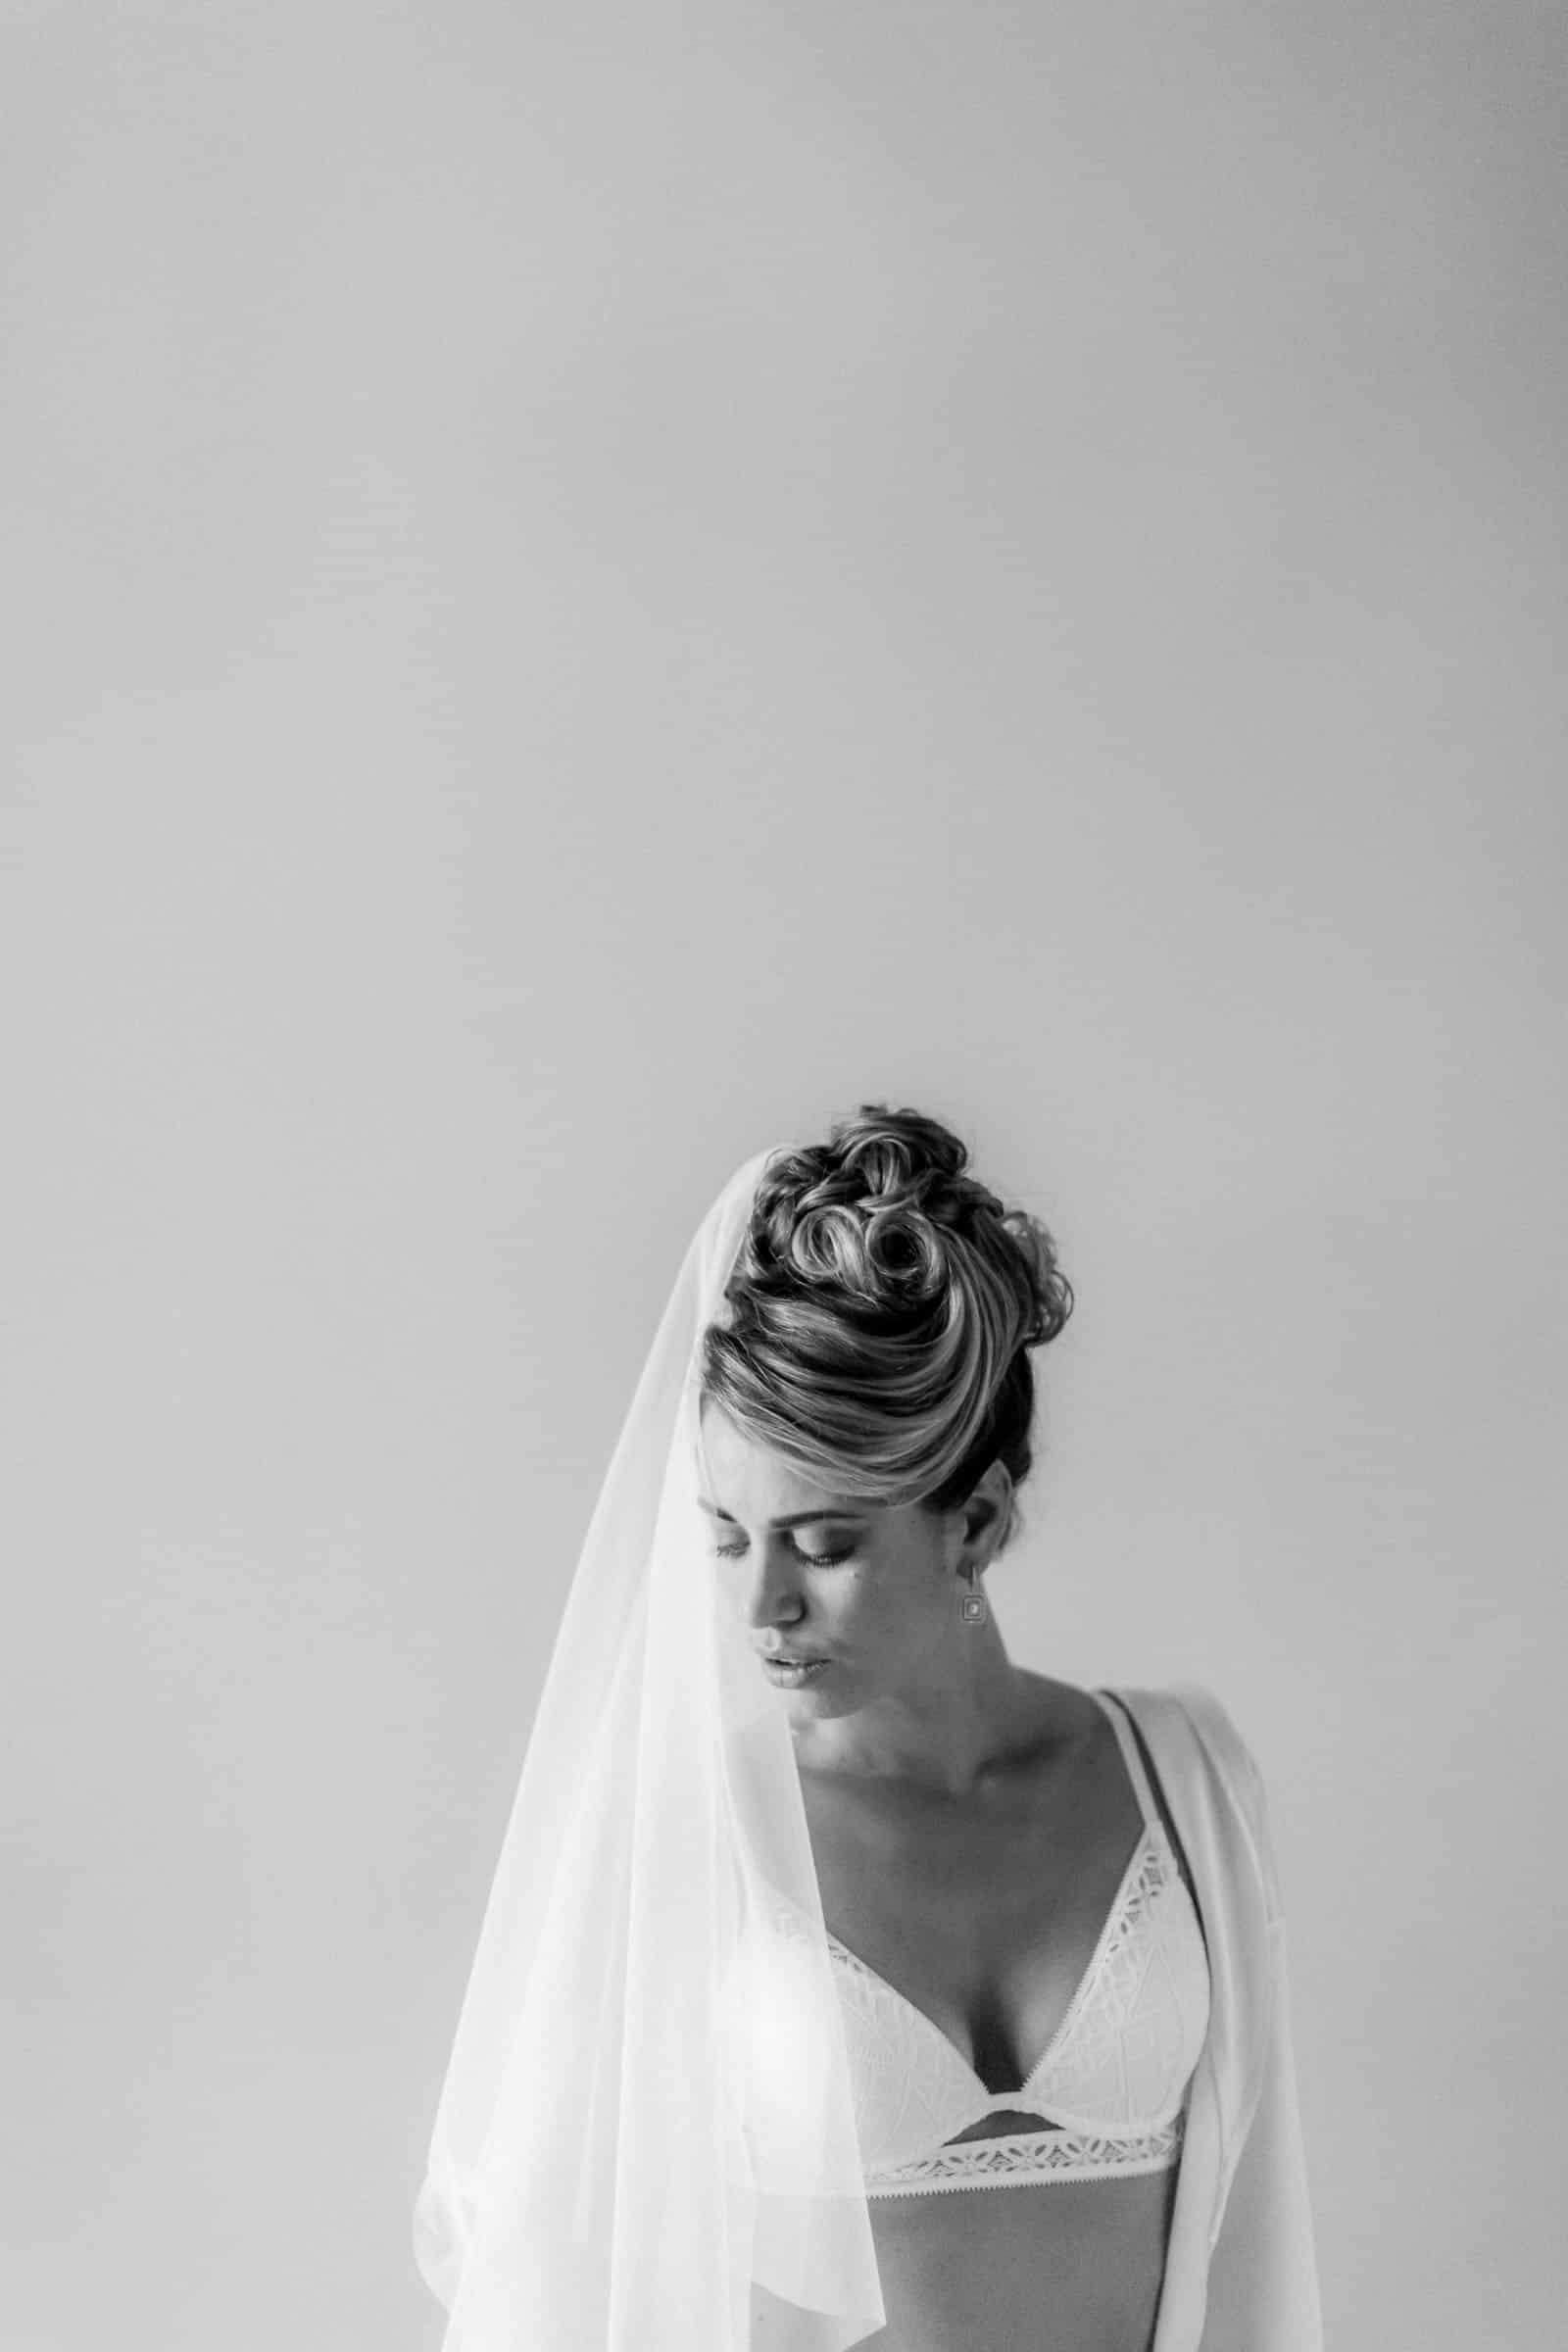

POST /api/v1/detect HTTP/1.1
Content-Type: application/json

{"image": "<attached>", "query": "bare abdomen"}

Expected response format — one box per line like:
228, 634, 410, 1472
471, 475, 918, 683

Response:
851, 2156, 1178, 2352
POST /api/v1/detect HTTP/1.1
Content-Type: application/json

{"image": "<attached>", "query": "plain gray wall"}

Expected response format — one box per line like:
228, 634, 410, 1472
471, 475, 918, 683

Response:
4, 5, 1564, 2348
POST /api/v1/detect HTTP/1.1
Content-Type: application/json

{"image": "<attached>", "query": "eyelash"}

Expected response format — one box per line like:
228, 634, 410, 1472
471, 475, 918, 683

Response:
711, 1541, 854, 1568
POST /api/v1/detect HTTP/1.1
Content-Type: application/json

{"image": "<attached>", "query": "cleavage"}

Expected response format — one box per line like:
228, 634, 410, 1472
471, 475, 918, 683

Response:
801, 1721, 1145, 2098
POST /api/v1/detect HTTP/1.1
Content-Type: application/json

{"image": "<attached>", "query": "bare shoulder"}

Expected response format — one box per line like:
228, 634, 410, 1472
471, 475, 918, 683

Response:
1013, 1667, 1107, 1751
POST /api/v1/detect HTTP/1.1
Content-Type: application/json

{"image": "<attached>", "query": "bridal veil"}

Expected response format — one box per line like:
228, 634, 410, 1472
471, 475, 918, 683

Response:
413, 1144, 887, 2350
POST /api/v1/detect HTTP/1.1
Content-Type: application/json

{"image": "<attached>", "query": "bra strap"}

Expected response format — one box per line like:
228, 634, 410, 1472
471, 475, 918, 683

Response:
1091, 1689, 1160, 1831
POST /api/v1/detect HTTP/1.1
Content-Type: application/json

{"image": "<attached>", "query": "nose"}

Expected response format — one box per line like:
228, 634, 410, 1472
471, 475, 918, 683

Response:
738, 1540, 809, 1637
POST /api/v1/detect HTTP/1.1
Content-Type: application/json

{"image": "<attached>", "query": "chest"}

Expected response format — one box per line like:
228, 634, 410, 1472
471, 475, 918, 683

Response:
795, 1741, 1149, 2100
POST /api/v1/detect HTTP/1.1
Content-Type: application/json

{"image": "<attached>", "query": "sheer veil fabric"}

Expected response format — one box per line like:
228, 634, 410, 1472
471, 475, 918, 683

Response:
413, 1146, 888, 2350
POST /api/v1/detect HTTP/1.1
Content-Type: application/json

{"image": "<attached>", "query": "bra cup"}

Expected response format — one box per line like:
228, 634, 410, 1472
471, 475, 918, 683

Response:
1023, 1850, 1208, 2132
826, 1929, 981, 2164
721, 1894, 973, 2171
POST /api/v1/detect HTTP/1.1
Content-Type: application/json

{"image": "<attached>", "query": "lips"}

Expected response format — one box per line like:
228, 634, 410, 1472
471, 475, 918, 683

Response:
759, 1652, 825, 1665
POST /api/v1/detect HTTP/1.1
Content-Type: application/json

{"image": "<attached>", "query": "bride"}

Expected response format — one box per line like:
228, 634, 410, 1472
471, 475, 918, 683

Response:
414, 1104, 1322, 2351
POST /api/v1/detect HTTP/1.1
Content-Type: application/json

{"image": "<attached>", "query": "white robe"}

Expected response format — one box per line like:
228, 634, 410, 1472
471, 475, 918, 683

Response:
1117, 1681, 1325, 2351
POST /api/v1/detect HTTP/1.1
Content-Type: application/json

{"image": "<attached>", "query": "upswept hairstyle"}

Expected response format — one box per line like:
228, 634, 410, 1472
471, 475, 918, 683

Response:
699, 1103, 1073, 1553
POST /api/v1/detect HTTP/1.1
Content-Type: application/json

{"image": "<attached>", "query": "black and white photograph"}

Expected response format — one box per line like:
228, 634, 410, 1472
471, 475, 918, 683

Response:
5, 6, 1564, 2349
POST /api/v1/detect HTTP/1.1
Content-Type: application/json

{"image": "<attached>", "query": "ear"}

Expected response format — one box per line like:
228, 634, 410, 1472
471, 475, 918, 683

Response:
957, 1458, 1014, 1569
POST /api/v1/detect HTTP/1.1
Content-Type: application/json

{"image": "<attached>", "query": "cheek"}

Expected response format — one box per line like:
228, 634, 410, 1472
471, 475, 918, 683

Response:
858, 1554, 946, 1644
835, 1565, 906, 1643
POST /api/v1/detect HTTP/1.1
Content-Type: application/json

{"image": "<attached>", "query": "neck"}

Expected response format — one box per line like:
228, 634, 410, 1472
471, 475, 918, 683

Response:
792, 1613, 1041, 1802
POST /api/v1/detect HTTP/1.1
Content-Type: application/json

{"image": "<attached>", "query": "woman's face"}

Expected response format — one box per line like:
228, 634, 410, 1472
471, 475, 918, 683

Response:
697, 1398, 984, 1719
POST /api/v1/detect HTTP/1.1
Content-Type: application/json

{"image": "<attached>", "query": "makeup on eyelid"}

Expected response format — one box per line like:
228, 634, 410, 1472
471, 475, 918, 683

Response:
711, 1538, 855, 1567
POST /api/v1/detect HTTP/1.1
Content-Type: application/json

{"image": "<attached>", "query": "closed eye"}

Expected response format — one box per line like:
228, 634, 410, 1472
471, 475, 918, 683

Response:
711, 1540, 855, 1568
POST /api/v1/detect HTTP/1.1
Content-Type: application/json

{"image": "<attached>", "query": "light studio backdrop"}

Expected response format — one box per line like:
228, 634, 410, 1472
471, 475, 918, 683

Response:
4, 6, 1563, 2349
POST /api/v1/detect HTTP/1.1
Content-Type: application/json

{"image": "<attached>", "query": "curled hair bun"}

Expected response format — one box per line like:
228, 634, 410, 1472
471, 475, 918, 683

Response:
748, 1103, 1073, 1348
705, 1104, 1072, 1529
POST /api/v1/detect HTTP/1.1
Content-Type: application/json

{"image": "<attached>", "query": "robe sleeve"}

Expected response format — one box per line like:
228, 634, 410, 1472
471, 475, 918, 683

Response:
1198, 1728, 1325, 2350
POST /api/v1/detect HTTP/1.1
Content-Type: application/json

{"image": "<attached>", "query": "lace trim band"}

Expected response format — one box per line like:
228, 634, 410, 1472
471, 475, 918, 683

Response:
864, 2117, 1184, 2198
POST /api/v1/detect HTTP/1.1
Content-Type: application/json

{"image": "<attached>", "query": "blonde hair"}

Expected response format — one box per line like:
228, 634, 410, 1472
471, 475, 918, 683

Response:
699, 1103, 1072, 1553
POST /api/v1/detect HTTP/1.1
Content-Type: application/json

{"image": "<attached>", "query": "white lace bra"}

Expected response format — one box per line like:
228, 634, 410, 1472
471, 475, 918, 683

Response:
723, 1688, 1211, 2198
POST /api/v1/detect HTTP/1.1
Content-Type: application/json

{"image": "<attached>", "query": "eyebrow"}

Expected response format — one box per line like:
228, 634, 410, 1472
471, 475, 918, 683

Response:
697, 1498, 863, 1528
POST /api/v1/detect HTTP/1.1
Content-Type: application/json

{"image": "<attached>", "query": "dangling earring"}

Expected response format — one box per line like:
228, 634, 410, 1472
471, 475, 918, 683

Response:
959, 1564, 988, 1626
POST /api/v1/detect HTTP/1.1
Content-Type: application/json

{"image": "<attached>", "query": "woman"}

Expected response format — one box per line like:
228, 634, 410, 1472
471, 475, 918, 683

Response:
414, 1106, 1322, 2351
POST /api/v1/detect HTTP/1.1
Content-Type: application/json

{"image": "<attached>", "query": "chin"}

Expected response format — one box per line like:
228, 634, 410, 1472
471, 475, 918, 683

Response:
787, 1678, 857, 1717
